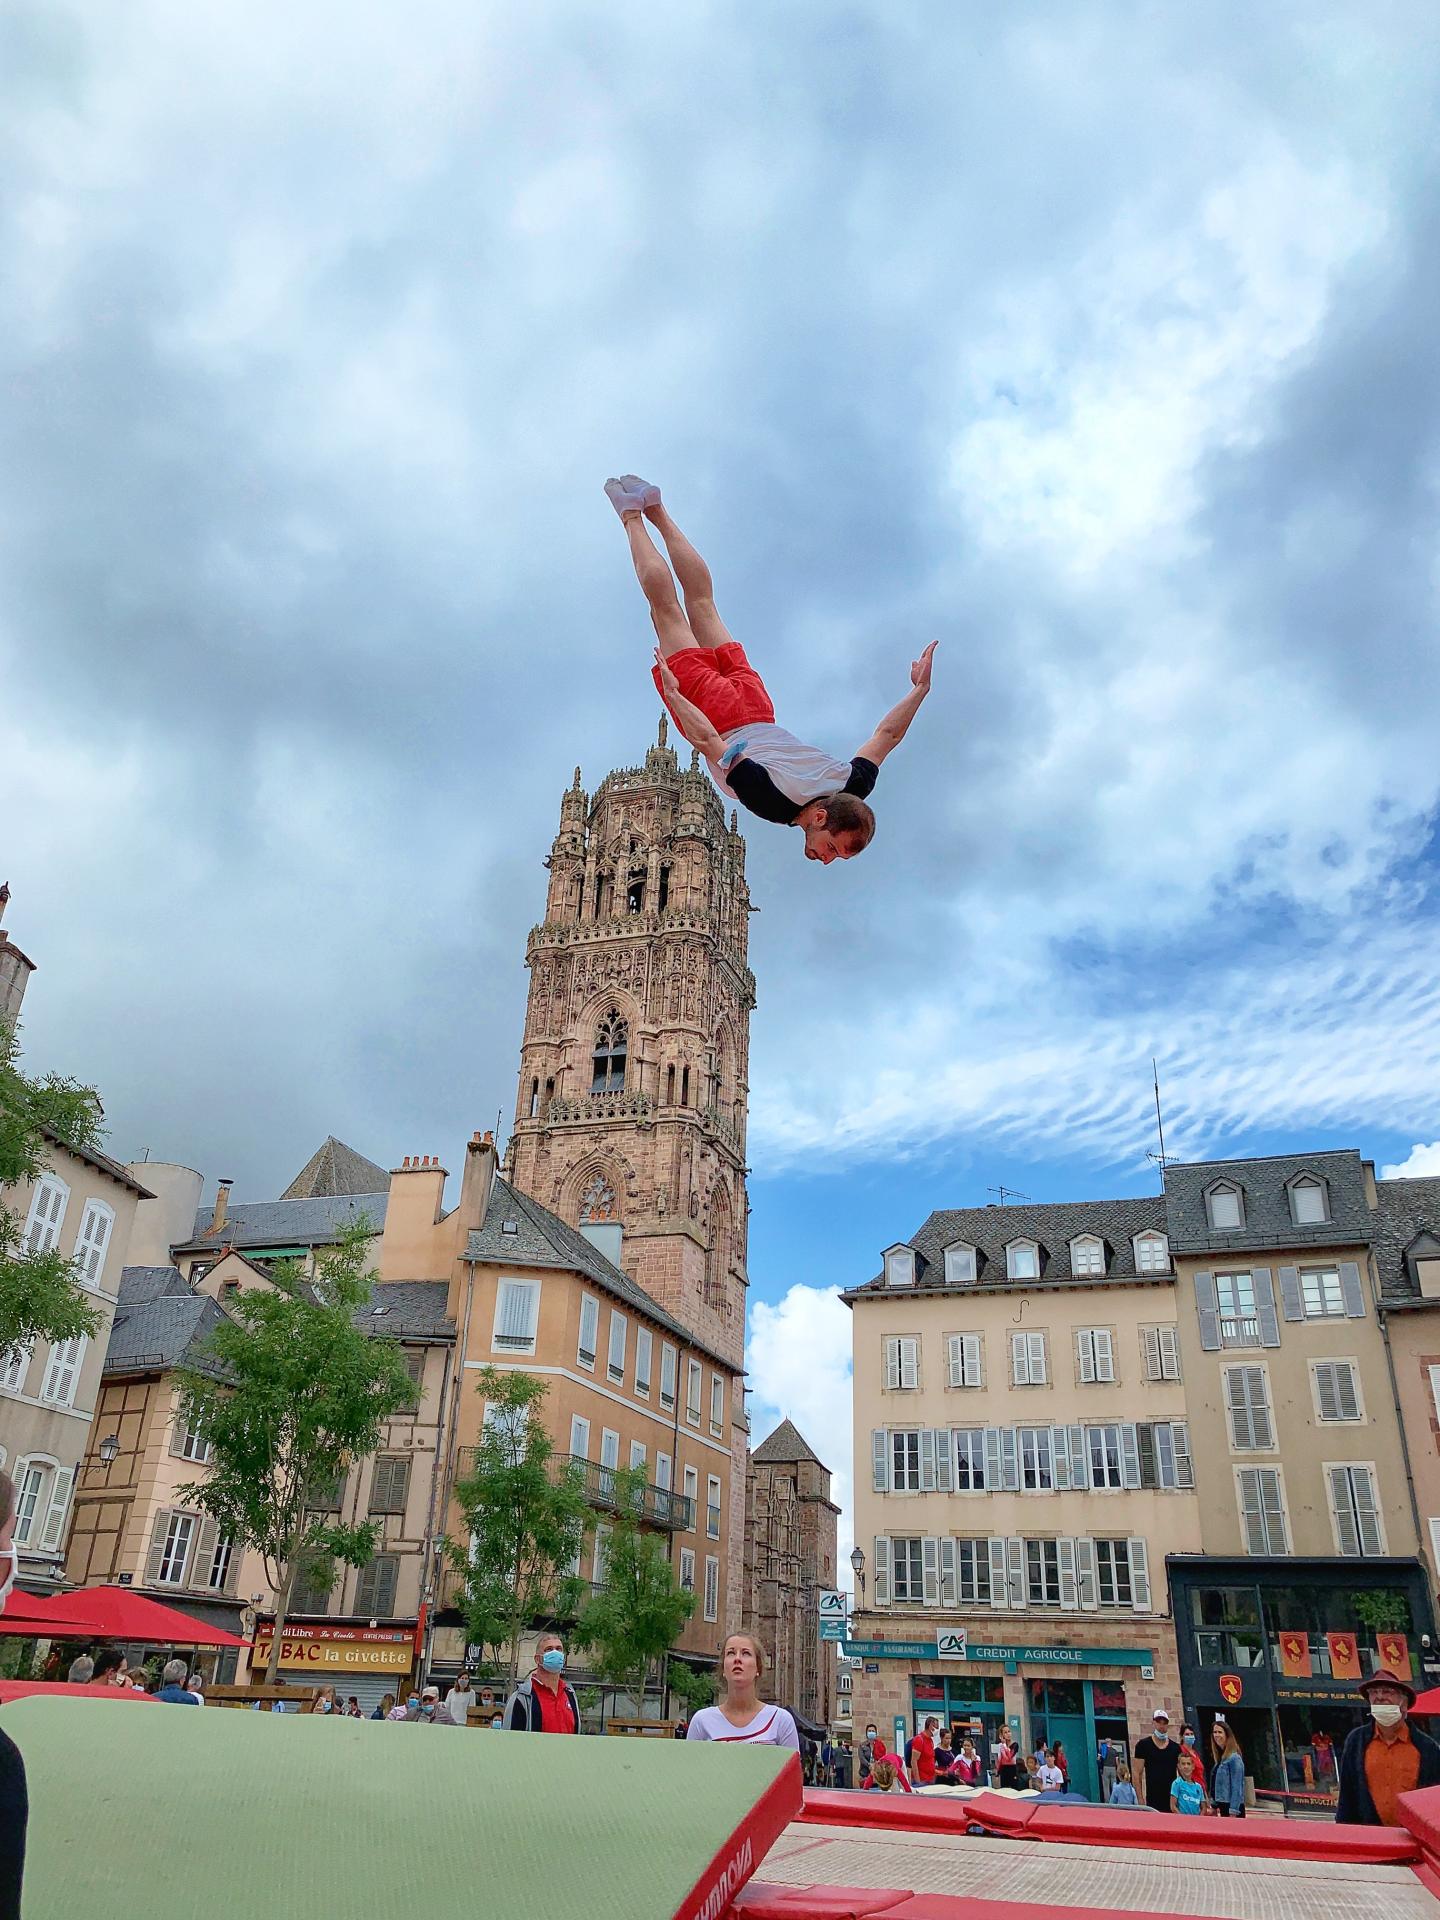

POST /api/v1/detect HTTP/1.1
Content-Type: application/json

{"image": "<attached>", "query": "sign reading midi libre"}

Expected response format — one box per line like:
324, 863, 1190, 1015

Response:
251, 1622, 418, 1672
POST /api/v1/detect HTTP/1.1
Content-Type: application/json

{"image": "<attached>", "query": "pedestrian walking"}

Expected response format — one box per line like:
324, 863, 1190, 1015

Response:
503, 1632, 581, 1734
1211, 1723, 1246, 1818
1108, 1760, 1139, 1807
1134, 1710, 1182, 1813
1170, 1748, 1209, 1816
686, 1633, 801, 1750
1336, 1668, 1440, 1826
155, 1659, 200, 1705
442, 1671, 476, 1727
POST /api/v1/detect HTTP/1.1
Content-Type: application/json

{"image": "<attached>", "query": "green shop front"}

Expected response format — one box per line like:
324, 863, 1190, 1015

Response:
1169, 1554, 1436, 1811
846, 1633, 1164, 1801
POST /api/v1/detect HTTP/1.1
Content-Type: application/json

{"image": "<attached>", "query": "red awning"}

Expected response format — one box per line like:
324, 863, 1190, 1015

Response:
0, 1587, 247, 1648
1412, 1687, 1440, 1716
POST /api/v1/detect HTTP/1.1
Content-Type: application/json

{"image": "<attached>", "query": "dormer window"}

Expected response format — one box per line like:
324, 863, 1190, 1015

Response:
1287, 1175, 1328, 1226
884, 1246, 916, 1288
944, 1243, 977, 1285
1134, 1231, 1170, 1274
1206, 1183, 1244, 1231
1006, 1240, 1040, 1280
1070, 1236, 1105, 1277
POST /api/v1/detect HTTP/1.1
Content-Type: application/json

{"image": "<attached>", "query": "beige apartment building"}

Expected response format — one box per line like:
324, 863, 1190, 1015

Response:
1373, 1174, 1440, 1592
847, 1197, 1198, 1800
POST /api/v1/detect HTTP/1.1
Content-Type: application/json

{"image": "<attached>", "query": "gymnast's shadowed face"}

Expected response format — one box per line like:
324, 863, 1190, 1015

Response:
803, 823, 865, 863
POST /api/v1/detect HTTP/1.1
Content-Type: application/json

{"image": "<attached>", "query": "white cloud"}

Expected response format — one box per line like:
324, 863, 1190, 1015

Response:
1382, 1143, 1440, 1180
747, 1285, 855, 1583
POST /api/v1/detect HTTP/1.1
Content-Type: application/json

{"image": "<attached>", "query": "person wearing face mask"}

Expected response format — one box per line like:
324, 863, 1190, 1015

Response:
503, 1631, 581, 1733
0, 1469, 28, 1919
1336, 1669, 1440, 1825
1134, 1709, 1181, 1813
858, 1724, 881, 1784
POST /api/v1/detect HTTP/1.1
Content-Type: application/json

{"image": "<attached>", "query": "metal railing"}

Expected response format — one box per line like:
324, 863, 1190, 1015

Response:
454, 1450, 693, 1533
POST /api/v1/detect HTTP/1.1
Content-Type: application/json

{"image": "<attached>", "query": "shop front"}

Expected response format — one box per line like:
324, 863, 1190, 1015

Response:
1169, 1555, 1435, 1811
250, 1617, 421, 1714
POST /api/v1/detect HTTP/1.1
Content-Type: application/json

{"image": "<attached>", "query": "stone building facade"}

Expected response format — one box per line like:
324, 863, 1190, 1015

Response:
744, 1420, 840, 1728
504, 724, 754, 1625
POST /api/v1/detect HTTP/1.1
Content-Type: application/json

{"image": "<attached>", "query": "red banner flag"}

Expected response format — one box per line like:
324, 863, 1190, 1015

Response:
1279, 1631, 1312, 1679
1327, 1632, 1363, 1681
1377, 1632, 1410, 1675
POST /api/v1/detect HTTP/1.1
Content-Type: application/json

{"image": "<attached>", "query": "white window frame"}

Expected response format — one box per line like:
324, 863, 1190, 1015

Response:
884, 1335, 920, 1391
634, 1327, 653, 1396
1076, 1328, 1115, 1383
1094, 1537, 1134, 1608
1019, 1427, 1054, 1491
73, 1198, 117, 1291
954, 1428, 986, 1492
683, 1465, 699, 1533
40, 1336, 86, 1409
1327, 1463, 1385, 1557
679, 1545, 696, 1593
944, 1244, 977, 1285
22, 1175, 69, 1255
157, 1509, 197, 1586
660, 1342, 678, 1412
685, 1357, 702, 1425
1006, 1240, 1039, 1280
177, 1422, 213, 1465
570, 1414, 591, 1460
0, 1346, 32, 1395
707, 1473, 722, 1539
1312, 1360, 1363, 1424
947, 1333, 982, 1389
491, 1278, 540, 1356
207, 1534, 234, 1592
890, 1536, 924, 1604
1134, 1232, 1170, 1274
1289, 1177, 1328, 1225
955, 1537, 990, 1605
890, 1430, 922, 1493
13, 1459, 52, 1547
1236, 1466, 1289, 1555
1300, 1268, 1346, 1319
710, 1372, 725, 1436
1207, 1183, 1244, 1231
885, 1247, 916, 1288
607, 1310, 627, 1384
655, 1451, 672, 1492
1216, 1271, 1259, 1347
1024, 1538, 1062, 1606
1085, 1424, 1124, 1490
1011, 1330, 1047, 1386
630, 1439, 648, 1471
703, 1554, 720, 1622
1071, 1237, 1105, 1277
577, 1294, 600, 1371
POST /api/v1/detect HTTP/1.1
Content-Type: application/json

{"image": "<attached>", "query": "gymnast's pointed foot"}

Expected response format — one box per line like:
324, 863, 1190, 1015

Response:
618, 473, 663, 517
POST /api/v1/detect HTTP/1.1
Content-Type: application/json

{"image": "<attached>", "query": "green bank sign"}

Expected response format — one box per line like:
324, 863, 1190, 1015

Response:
843, 1640, 1155, 1667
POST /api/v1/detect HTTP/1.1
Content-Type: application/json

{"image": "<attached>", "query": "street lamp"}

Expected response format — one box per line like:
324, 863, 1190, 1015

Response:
850, 1546, 866, 1607
98, 1435, 120, 1465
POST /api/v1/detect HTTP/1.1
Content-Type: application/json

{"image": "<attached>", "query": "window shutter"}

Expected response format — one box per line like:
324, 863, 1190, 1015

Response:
1010, 1333, 1028, 1385
922, 1536, 940, 1605
1030, 1333, 1048, 1384
1005, 1537, 1027, 1610
1340, 1262, 1366, 1318
900, 1338, 919, 1390
1253, 1269, 1280, 1347
1238, 1472, 1266, 1554
1095, 1329, 1115, 1382
1075, 1537, 1098, 1609
932, 1430, 954, 1494
1314, 1364, 1340, 1422
947, 1336, 964, 1388
987, 1538, 1009, 1611
919, 1428, 937, 1493
1173, 1423, 1194, 1489
873, 1536, 891, 1607
884, 1338, 901, 1391
193, 1513, 218, 1587
1120, 1424, 1141, 1489
1355, 1471, 1383, 1556
1067, 1425, 1086, 1491
1000, 1428, 1020, 1492
1128, 1537, 1151, 1611
1077, 1330, 1096, 1384
1335, 1365, 1359, 1421
146, 1509, 173, 1585
984, 1428, 1003, 1491
1278, 1266, 1303, 1321
578, 1295, 599, 1363
1137, 1422, 1159, 1489
872, 1430, 889, 1493
170, 1407, 191, 1459
38, 1467, 74, 1553
1195, 1272, 1221, 1350
1329, 1468, 1360, 1556
963, 1334, 982, 1387
218, 1534, 240, 1595
1050, 1426, 1071, 1492
1057, 1537, 1078, 1610
939, 1536, 958, 1608
1141, 1327, 1161, 1381
1159, 1326, 1180, 1379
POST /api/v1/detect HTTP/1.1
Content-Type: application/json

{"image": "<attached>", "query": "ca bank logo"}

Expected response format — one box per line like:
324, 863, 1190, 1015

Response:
937, 1630, 967, 1660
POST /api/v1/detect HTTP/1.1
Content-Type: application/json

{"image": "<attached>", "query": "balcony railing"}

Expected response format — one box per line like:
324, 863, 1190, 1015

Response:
455, 1450, 693, 1533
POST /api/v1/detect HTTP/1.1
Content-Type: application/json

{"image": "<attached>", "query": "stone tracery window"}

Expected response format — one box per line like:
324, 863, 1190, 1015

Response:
591, 1011, 628, 1093
579, 1175, 619, 1223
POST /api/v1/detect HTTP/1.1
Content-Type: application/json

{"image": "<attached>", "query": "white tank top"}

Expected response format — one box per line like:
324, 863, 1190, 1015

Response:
715, 725, 853, 807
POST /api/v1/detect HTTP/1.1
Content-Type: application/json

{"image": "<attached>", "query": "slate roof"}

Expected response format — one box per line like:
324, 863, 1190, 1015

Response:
847, 1195, 1170, 1295
752, 1419, 824, 1467
464, 1177, 729, 1362
116, 1265, 193, 1306
355, 1281, 452, 1340
173, 1190, 389, 1254
1161, 1150, 1373, 1254
105, 1289, 229, 1374
40, 1128, 152, 1200
281, 1137, 392, 1201
1373, 1177, 1440, 1307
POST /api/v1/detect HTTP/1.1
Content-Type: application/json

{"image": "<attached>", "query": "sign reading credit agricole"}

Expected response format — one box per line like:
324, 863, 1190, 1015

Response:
843, 1639, 1155, 1667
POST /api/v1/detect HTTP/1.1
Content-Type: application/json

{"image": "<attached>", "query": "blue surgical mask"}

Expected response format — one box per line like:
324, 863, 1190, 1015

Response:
541, 1648, 565, 1674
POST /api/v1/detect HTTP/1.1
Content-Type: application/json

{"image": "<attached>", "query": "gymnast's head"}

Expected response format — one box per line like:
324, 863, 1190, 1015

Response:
798, 793, 876, 864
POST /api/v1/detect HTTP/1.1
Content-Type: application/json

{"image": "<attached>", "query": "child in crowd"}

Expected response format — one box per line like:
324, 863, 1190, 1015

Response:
1108, 1761, 1139, 1807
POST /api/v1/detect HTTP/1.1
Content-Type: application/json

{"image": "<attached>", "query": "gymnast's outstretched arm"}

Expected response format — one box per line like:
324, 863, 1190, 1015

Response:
854, 641, 938, 766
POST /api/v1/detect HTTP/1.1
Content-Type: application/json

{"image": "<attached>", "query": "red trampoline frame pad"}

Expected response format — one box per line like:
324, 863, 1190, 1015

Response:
735, 1894, 1239, 1920
676, 1751, 805, 1920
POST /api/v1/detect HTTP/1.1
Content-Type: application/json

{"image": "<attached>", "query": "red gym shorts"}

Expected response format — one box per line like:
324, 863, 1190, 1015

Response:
652, 643, 776, 735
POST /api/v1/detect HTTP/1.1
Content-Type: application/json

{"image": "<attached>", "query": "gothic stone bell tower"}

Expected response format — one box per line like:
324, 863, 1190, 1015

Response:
506, 721, 754, 1374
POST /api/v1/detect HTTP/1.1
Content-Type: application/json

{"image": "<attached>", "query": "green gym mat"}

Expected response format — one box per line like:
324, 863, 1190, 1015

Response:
3, 1698, 802, 1920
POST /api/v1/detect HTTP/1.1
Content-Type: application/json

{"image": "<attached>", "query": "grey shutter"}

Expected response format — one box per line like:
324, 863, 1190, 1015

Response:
939, 1536, 958, 1608
1195, 1272, 1221, 1350
1340, 1262, 1367, 1318
1077, 1329, 1095, 1384
1159, 1326, 1181, 1379
1120, 1424, 1141, 1489
922, 1536, 941, 1605
1354, 1472, 1383, 1556
987, 1538, 1009, 1611
919, 1428, 938, 1493
1172, 1422, 1194, 1489
1075, 1537, 1098, 1610
38, 1468, 75, 1553
1238, 1472, 1267, 1554
1279, 1266, 1303, 1321
963, 1334, 982, 1387
1000, 1427, 1020, 1493
1253, 1269, 1280, 1347
1138, 1422, 1159, 1489
1128, 1538, 1151, 1610
883, 1337, 900, 1391
1314, 1364, 1341, 1422
1335, 1365, 1359, 1421
1329, 1469, 1360, 1556
873, 1536, 891, 1607
1067, 1425, 1087, 1491
193, 1514, 218, 1590
1057, 1536, 1078, 1610
1005, 1536, 1027, 1610
169, 1410, 191, 1459
146, 1509, 172, 1585
872, 1430, 889, 1493
933, 1430, 954, 1494
1141, 1327, 1161, 1381
1051, 1425, 1072, 1491
984, 1427, 1004, 1491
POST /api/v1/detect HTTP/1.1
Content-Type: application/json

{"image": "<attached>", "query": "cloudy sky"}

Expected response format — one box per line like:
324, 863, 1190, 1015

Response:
5, 3, 1439, 1563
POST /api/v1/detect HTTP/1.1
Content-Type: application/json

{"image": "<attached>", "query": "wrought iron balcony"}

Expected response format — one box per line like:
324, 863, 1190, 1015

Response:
454, 1450, 693, 1533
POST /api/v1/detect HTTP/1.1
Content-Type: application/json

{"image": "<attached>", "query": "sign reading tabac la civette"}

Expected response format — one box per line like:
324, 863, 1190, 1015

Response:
251, 1621, 418, 1672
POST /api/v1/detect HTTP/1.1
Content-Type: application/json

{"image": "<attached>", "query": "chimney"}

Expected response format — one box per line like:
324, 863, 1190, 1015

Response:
459, 1130, 498, 1235
211, 1179, 233, 1235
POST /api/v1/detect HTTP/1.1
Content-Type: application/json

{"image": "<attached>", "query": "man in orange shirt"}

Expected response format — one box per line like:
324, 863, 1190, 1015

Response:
1336, 1669, 1440, 1825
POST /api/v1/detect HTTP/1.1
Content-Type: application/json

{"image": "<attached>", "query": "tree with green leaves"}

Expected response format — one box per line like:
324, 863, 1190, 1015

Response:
445, 1368, 590, 1686
667, 1660, 718, 1717
0, 1024, 107, 1357
175, 1219, 413, 1683
576, 1464, 696, 1719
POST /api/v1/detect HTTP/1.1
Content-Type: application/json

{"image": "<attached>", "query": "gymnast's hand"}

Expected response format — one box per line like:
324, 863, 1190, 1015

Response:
911, 641, 938, 694
654, 650, 681, 698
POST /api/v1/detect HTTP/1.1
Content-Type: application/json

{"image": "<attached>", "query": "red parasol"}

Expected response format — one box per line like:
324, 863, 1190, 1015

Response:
0, 1586, 247, 1648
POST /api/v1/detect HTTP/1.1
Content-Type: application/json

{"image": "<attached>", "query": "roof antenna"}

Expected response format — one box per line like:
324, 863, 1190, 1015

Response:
1146, 1058, 1170, 1186
986, 1185, 1031, 1207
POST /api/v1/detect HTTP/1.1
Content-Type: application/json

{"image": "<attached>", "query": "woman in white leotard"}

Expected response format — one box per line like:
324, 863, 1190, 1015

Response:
686, 1633, 801, 1750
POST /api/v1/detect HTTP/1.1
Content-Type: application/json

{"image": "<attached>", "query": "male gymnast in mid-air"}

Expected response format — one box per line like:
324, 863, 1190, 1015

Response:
605, 475, 937, 864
